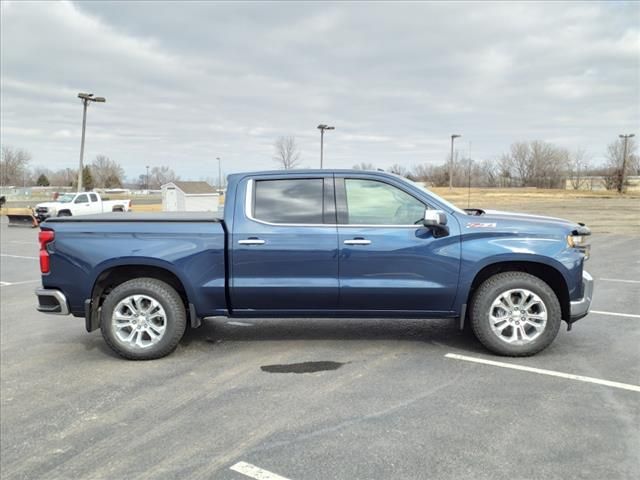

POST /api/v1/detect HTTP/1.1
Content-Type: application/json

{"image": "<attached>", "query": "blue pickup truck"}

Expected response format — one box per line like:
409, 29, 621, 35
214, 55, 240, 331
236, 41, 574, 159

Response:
35, 170, 593, 360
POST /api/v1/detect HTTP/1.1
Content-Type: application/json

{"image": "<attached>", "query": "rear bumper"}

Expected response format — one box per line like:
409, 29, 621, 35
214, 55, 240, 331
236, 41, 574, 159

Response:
569, 270, 593, 322
35, 288, 70, 315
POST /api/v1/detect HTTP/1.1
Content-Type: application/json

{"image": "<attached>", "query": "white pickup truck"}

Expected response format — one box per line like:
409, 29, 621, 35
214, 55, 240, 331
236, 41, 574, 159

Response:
34, 192, 131, 222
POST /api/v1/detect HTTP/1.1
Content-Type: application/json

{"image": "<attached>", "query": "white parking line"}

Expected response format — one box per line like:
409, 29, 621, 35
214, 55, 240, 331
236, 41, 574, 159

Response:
591, 310, 640, 319
0, 254, 38, 260
0, 280, 40, 287
445, 353, 640, 393
230, 461, 291, 480
599, 278, 640, 284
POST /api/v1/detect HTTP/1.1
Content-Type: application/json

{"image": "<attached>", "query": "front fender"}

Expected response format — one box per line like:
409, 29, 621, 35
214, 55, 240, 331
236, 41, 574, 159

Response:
454, 234, 584, 313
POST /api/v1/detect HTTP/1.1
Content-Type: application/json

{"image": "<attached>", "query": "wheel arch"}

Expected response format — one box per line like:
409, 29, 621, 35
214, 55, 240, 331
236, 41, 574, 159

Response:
87, 263, 195, 332
463, 260, 570, 328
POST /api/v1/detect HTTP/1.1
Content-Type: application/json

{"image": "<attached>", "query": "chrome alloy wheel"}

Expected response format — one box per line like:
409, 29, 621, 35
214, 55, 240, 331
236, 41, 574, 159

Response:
111, 295, 167, 349
489, 289, 547, 345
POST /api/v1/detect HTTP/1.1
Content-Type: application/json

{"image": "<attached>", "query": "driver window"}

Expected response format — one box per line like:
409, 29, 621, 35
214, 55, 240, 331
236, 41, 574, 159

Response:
75, 194, 88, 204
344, 179, 425, 225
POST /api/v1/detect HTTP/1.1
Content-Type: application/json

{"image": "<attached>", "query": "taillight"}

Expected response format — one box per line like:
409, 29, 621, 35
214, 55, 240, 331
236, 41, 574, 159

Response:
39, 230, 55, 274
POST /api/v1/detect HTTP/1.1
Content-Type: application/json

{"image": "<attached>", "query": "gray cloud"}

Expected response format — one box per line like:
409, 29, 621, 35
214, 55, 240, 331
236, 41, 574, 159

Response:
1, 0, 638, 179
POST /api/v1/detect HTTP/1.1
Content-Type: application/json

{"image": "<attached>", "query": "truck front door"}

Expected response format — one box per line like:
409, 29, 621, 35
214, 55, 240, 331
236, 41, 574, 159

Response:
230, 175, 339, 314
73, 194, 92, 215
335, 176, 461, 313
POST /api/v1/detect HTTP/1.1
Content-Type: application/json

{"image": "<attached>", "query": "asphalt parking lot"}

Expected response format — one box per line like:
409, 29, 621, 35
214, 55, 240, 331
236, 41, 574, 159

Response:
1, 219, 639, 480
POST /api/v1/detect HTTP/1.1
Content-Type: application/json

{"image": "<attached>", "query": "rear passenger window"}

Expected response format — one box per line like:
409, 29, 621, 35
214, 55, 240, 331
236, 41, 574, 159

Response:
90, 194, 98, 202
253, 179, 323, 224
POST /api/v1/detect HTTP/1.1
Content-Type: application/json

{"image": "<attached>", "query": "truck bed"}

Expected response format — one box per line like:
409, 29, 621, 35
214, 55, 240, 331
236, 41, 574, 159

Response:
40, 213, 227, 317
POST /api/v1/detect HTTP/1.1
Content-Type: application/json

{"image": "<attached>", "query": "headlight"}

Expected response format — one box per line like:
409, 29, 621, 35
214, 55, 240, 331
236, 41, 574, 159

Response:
568, 234, 590, 259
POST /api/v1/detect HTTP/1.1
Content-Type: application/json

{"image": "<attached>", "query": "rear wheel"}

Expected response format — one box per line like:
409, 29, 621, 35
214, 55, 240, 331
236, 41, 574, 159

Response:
470, 272, 561, 356
100, 278, 187, 360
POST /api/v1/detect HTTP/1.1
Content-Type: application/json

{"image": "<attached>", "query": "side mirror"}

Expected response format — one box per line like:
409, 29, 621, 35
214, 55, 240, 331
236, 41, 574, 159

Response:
423, 209, 447, 227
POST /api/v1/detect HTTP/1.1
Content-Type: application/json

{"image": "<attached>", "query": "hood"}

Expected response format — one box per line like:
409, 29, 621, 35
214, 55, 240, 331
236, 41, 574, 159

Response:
462, 209, 588, 236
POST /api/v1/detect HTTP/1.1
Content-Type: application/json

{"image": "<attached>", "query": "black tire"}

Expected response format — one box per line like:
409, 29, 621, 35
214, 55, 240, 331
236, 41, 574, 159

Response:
57, 210, 71, 217
100, 278, 187, 360
470, 272, 561, 357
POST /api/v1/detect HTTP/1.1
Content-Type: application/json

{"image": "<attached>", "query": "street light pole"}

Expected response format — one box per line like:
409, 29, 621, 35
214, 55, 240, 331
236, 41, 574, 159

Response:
317, 124, 335, 168
146, 165, 150, 190
76, 93, 105, 192
78, 100, 88, 192
449, 134, 461, 190
217, 157, 222, 190
618, 133, 635, 194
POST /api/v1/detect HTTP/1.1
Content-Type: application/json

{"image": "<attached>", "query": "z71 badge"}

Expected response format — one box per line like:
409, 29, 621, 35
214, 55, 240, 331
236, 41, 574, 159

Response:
466, 222, 497, 228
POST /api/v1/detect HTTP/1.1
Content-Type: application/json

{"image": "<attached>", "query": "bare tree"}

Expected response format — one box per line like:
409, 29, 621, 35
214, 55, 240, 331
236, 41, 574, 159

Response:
353, 162, 376, 170
49, 168, 77, 187
388, 163, 410, 178
567, 148, 590, 190
411, 163, 449, 186
604, 137, 638, 192
148, 166, 179, 189
273, 136, 301, 169
1, 146, 32, 186
479, 159, 499, 187
499, 141, 567, 188
91, 155, 125, 188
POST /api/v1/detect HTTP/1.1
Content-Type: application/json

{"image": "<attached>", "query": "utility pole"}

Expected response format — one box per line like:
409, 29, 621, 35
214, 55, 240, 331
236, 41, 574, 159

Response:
618, 133, 635, 193
216, 157, 222, 190
467, 141, 472, 208
76, 93, 105, 192
317, 124, 335, 168
449, 134, 461, 190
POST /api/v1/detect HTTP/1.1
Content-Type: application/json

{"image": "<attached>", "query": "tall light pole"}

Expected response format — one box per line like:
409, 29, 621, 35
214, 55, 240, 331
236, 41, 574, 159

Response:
76, 93, 105, 192
317, 124, 335, 168
146, 165, 150, 190
618, 133, 635, 194
449, 134, 461, 190
216, 157, 222, 190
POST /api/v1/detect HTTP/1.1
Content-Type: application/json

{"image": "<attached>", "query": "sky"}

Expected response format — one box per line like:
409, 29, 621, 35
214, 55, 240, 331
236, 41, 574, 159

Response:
1, 1, 639, 181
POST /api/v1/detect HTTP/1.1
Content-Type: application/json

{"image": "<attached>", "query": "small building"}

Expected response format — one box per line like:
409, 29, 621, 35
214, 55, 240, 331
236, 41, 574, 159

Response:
161, 181, 220, 212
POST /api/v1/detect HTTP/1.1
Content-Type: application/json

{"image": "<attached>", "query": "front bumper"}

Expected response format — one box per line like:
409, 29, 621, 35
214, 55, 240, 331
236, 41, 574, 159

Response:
35, 288, 70, 315
569, 270, 593, 322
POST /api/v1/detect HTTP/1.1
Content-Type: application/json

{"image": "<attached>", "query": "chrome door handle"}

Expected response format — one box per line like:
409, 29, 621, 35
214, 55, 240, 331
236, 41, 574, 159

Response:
238, 239, 266, 245
344, 239, 371, 245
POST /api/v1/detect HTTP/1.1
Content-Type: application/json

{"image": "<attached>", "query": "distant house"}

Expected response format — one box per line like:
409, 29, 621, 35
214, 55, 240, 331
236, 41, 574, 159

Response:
161, 181, 220, 212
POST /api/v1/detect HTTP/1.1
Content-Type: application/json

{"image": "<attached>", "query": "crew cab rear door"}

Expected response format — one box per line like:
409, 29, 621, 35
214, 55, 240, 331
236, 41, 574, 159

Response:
230, 174, 339, 313
335, 175, 461, 313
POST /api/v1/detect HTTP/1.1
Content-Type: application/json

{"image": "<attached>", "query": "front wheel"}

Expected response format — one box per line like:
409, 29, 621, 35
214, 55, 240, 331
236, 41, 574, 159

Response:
470, 272, 561, 356
100, 278, 187, 360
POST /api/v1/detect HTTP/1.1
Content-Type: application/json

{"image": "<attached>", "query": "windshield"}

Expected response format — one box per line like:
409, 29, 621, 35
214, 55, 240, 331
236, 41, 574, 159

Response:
403, 178, 467, 215
57, 194, 75, 203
